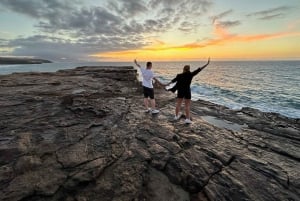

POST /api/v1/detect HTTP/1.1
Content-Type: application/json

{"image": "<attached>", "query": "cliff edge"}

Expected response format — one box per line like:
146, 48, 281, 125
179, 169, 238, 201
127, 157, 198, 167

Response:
0, 66, 299, 201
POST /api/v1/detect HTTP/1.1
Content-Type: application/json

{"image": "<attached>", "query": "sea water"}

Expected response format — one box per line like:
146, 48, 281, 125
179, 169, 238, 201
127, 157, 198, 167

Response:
1, 60, 299, 119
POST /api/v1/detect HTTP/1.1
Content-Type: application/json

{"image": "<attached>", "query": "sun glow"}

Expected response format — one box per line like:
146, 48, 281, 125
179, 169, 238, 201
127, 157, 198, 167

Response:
91, 23, 300, 61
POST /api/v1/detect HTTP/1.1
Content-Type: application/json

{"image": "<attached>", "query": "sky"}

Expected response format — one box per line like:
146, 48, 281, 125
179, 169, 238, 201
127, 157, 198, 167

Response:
0, 0, 300, 62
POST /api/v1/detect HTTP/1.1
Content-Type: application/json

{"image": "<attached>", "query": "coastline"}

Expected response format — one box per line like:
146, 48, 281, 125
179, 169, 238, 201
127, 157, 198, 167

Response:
0, 66, 299, 200
0, 57, 52, 65
1, 61, 299, 119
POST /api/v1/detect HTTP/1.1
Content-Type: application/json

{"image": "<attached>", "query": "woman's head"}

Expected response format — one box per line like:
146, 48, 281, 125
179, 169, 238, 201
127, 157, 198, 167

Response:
183, 65, 190, 73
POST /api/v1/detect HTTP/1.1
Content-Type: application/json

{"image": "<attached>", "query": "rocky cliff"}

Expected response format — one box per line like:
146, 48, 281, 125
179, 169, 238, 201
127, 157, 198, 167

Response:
0, 66, 299, 201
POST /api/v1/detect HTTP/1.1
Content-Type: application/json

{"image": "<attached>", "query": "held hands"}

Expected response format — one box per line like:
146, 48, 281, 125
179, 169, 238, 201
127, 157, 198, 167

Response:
164, 81, 172, 87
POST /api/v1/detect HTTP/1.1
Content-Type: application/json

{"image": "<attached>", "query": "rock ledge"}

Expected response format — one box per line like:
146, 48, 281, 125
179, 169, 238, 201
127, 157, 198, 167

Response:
0, 66, 299, 201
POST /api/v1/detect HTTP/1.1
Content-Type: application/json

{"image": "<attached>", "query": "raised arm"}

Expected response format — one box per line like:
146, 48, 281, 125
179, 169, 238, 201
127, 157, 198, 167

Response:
134, 59, 141, 68
191, 57, 210, 76
200, 57, 210, 71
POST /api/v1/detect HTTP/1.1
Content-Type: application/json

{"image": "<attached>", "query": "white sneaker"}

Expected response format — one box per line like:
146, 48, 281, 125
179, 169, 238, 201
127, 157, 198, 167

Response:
185, 118, 192, 124
151, 109, 160, 114
174, 115, 180, 120
145, 108, 151, 113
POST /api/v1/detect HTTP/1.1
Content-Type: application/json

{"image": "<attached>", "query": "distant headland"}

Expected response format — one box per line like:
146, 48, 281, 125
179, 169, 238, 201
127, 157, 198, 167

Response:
0, 57, 52, 65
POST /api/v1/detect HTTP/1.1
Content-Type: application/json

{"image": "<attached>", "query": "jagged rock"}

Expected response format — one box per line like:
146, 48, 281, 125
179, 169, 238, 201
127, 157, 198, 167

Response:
0, 66, 299, 201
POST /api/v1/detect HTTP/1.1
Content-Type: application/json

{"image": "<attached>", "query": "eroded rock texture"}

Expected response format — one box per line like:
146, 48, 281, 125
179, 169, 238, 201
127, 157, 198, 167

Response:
0, 66, 299, 201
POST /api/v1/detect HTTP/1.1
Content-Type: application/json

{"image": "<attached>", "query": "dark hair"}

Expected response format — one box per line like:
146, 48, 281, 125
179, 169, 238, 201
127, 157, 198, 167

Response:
183, 65, 190, 73
146, 62, 152, 67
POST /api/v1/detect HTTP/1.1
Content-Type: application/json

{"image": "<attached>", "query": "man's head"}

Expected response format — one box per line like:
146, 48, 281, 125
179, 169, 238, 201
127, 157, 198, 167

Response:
146, 62, 152, 69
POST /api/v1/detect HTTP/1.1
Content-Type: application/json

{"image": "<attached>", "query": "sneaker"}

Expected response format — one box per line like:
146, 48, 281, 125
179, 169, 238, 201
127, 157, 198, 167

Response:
174, 115, 180, 120
145, 108, 151, 113
184, 118, 192, 124
151, 109, 160, 114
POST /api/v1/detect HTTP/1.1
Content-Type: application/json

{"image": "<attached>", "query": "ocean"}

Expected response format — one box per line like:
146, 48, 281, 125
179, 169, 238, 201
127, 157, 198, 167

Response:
0, 60, 299, 119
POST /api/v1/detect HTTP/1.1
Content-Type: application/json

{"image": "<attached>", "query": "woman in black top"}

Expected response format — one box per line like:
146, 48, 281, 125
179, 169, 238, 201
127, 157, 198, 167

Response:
166, 58, 210, 123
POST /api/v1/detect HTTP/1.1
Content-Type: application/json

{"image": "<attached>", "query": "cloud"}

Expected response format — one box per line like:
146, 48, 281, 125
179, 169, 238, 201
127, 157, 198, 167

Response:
247, 6, 290, 20
217, 20, 241, 28
149, 0, 212, 12
107, 0, 148, 18
0, 0, 162, 60
0, 38, 8, 45
210, 10, 240, 37
0, 0, 178, 38
258, 13, 283, 20
0, 0, 80, 19
0, 0, 215, 60
97, 21, 300, 59
0, 38, 14, 56
148, 0, 213, 32
211, 9, 233, 24
7, 35, 85, 61
7, 34, 149, 61
179, 22, 300, 48
1, 0, 296, 62
35, 6, 125, 36
178, 21, 196, 32
1, 0, 177, 35
210, 10, 240, 29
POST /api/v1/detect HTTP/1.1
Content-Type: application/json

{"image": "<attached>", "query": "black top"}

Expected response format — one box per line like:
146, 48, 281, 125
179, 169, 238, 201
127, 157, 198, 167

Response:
171, 67, 203, 91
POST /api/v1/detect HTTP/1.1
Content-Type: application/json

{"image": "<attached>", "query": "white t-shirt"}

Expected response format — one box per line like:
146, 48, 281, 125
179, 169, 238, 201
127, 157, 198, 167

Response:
140, 67, 155, 88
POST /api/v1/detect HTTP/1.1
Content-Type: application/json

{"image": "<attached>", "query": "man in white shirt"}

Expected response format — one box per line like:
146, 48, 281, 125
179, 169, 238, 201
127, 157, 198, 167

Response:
134, 59, 164, 114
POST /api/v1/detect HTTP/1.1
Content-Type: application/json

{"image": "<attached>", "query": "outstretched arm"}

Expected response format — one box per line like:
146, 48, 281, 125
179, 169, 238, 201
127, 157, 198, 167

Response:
200, 57, 210, 71
134, 59, 141, 68
192, 57, 210, 76
153, 77, 167, 87
165, 75, 179, 86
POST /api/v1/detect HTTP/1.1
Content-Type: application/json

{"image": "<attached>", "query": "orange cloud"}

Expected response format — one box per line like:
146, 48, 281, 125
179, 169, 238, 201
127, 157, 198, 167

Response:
208, 22, 300, 45
92, 21, 300, 61
176, 22, 300, 49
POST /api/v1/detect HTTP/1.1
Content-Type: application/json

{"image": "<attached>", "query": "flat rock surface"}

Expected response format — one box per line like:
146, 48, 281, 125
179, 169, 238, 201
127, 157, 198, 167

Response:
0, 66, 299, 201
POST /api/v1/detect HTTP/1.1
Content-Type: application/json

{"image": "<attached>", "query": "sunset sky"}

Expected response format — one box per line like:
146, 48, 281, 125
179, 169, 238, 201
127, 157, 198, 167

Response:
0, 0, 299, 61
